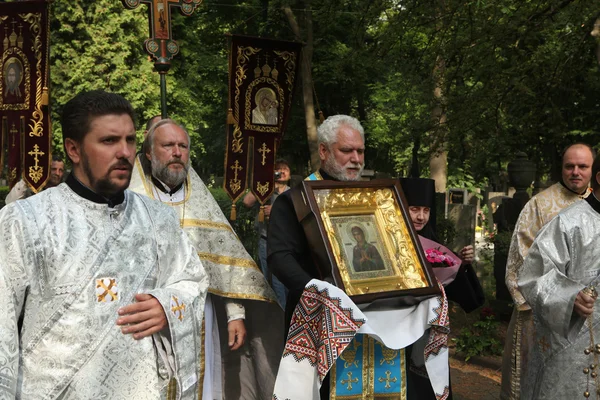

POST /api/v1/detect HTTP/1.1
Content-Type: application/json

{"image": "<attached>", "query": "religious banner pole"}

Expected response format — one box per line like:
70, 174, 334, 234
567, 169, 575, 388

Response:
121, 0, 203, 117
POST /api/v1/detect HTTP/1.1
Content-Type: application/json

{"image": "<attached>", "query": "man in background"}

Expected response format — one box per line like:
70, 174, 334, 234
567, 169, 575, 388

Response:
5, 154, 65, 204
242, 158, 292, 308
502, 143, 595, 399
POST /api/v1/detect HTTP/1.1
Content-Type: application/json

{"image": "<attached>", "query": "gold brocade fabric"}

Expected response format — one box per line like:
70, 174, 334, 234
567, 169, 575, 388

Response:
505, 183, 587, 309
130, 158, 277, 304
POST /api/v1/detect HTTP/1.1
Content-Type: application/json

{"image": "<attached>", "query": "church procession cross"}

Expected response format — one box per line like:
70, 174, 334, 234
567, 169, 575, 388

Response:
121, 0, 203, 118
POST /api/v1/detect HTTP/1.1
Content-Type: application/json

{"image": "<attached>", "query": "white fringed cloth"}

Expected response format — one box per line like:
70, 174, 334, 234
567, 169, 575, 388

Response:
272, 279, 450, 400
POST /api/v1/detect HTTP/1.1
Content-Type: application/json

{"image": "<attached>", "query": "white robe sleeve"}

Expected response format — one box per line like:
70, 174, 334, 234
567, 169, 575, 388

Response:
518, 215, 585, 340
0, 204, 32, 397
147, 208, 209, 399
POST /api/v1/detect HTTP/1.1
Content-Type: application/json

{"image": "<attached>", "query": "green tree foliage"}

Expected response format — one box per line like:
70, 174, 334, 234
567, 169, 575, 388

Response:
43, 0, 600, 187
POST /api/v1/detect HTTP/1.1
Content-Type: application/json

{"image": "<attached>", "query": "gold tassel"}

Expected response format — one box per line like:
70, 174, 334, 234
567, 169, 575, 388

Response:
258, 205, 265, 222
41, 87, 49, 106
230, 203, 237, 221
226, 108, 235, 125
318, 110, 325, 124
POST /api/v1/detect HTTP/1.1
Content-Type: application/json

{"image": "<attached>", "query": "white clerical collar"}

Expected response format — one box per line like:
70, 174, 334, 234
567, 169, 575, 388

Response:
151, 177, 186, 203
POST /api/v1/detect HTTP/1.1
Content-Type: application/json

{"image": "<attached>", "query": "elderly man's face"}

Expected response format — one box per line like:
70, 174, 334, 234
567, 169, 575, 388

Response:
147, 123, 190, 189
319, 124, 365, 181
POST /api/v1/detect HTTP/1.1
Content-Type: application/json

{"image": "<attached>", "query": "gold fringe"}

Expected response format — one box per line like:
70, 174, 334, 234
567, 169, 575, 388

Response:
258, 205, 265, 222
318, 110, 325, 124
41, 87, 49, 106
230, 203, 237, 220
226, 108, 235, 125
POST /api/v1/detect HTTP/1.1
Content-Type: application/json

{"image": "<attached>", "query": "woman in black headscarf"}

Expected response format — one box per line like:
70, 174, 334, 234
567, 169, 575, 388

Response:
400, 177, 485, 400
400, 177, 483, 310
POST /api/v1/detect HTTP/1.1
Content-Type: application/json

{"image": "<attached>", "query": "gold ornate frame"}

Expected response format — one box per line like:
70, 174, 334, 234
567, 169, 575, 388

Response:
298, 179, 440, 304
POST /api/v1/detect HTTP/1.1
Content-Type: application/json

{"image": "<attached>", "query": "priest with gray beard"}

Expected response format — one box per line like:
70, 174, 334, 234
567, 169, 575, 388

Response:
129, 119, 283, 400
518, 154, 600, 399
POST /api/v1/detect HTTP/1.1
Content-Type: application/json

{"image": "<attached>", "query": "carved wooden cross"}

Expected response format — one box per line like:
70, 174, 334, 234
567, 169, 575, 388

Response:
341, 371, 358, 391
121, 0, 202, 117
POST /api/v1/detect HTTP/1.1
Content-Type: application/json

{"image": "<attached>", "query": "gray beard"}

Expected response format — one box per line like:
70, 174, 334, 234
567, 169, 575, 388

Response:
151, 155, 188, 188
322, 156, 364, 182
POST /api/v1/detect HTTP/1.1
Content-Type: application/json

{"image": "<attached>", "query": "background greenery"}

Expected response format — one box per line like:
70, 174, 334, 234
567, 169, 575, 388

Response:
18, 0, 596, 185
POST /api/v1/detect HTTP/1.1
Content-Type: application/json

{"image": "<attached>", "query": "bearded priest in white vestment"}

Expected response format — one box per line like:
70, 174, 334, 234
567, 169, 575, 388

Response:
129, 118, 284, 400
518, 156, 600, 399
0, 91, 208, 400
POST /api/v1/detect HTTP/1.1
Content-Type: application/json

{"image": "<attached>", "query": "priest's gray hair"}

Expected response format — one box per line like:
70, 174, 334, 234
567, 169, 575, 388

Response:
143, 118, 191, 156
317, 115, 365, 149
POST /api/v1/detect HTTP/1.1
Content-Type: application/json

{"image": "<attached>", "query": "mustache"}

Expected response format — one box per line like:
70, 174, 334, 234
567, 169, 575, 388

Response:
109, 159, 133, 171
168, 160, 186, 167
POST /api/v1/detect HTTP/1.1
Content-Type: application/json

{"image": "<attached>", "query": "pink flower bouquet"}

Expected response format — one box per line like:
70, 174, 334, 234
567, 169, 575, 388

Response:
418, 235, 462, 286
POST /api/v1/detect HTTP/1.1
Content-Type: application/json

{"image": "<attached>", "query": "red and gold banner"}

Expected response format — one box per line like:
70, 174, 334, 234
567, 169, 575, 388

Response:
223, 35, 301, 219
0, 1, 51, 191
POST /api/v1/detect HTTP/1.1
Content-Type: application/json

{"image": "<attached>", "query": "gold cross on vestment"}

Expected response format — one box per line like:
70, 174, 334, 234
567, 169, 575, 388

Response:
96, 279, 118, 302
170, 296, 186, 321
378, 370, 397, 389
258, 142, 271, 166
539, 336, 551, 353
341, 371, 359, 391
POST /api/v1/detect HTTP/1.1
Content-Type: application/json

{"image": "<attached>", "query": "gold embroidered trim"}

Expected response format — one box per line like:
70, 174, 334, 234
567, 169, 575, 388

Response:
208, 287, 275, 304
181, 219, 233, 232
198, 252, 258, 269
197, 316, 206, 399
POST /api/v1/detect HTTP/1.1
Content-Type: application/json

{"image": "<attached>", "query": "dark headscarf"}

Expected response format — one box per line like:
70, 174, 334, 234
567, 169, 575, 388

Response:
399, 177, 438, 242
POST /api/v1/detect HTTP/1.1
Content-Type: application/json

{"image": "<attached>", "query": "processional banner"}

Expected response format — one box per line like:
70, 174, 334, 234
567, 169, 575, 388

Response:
0, 0, 51, 191
223, 35, 301, 219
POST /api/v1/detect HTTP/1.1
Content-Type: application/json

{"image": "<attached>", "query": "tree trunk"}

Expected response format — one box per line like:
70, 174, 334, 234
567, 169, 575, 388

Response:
283, 2, 320, 171
429, 54, 448, 193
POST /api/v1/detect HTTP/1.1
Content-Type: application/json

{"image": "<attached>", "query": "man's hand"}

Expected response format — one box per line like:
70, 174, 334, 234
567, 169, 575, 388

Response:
117, 293, 167, 340
228, 319, 247, 351
459, 245, 475, 264
264, 205, 272, 217
574, 290, 596, 318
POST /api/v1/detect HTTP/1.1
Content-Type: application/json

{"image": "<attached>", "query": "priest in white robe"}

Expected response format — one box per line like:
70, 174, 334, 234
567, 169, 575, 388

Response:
518, 155, 600, 399
0, 90, 208, 399
130, 118, 284, 399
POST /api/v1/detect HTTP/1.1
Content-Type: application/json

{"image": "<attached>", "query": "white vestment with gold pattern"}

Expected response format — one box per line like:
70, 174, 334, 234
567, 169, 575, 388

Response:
518, 198, 600, 399
501, 182, 587, 399
0, 184, 208, 399
130, 158, 284, 400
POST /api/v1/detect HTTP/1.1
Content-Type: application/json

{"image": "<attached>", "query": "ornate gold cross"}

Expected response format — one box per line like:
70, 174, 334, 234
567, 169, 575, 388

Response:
378, 370, 397, 389
341, 371, 359, 391
96, 279, 118, 302
539, 336, 551, 353
121, 0, 202, 117
258, 142, 271, 166
170, 296, 186, 321
10, 123, 17, 148
230, 160, 243, 181
27, 144, 44, 168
